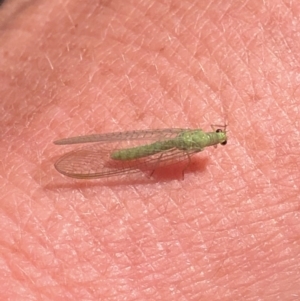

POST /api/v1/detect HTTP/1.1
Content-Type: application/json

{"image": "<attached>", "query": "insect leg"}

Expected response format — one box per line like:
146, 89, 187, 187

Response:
149, 152, 165, 177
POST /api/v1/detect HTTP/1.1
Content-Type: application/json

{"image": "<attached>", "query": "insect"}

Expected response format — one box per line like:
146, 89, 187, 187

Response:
53, 127, 227, 179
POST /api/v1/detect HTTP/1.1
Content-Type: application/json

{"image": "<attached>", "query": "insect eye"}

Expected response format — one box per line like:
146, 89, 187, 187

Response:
216, 129, 227, 145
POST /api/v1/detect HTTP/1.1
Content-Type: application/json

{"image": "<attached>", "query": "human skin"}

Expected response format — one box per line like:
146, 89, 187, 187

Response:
1, 0, 300, 300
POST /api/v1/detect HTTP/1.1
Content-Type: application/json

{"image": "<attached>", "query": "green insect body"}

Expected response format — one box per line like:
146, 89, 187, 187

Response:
54, 127, 227, 179
111, 130, 227, 160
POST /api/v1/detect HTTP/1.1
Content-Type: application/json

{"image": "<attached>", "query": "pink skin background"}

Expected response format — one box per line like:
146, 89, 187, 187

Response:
1, 0, 300, 300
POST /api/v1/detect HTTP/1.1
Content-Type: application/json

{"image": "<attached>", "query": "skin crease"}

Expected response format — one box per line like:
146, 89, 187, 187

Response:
0, 0, 300, 300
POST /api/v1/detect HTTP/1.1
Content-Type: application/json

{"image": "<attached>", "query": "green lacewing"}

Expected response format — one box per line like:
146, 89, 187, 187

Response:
53, 127, 227, 179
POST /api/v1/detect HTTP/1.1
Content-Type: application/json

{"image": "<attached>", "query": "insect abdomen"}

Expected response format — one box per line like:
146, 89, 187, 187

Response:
111, 140, 175, 160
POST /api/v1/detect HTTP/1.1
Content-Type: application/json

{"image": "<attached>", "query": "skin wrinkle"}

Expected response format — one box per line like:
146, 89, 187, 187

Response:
67, 216, 118, 288
131, 5, 201, 77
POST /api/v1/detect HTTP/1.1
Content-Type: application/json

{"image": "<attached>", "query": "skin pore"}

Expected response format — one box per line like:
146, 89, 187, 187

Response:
1, 0, 299, 300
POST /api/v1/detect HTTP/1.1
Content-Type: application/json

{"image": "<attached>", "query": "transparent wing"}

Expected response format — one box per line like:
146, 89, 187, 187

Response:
53, 128, 193, 145
54, 143, 201, 179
